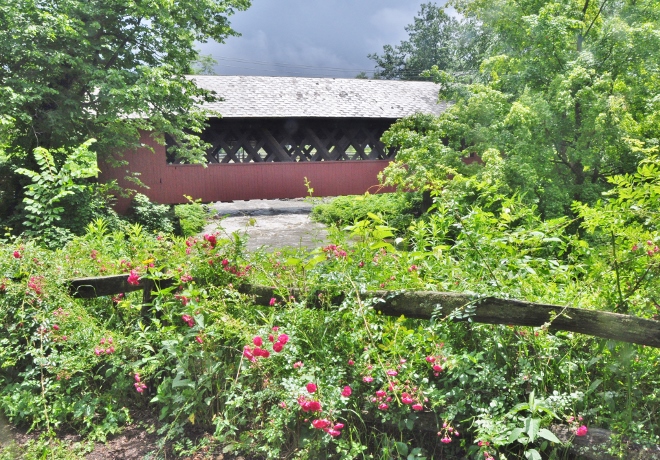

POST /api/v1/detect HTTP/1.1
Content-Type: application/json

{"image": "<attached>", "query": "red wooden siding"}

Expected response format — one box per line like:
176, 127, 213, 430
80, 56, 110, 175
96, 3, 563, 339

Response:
99, 132, 393, 214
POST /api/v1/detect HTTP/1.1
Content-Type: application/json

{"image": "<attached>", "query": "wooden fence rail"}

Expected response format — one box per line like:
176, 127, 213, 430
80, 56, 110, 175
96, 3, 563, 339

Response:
68, 274, 660, 348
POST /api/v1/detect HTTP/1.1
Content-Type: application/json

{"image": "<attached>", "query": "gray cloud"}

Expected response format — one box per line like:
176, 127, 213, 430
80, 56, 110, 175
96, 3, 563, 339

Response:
197, 0, 447, 78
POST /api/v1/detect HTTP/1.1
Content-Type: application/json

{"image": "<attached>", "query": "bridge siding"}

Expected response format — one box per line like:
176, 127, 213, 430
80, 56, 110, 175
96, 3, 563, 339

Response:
99, 131, 393, 214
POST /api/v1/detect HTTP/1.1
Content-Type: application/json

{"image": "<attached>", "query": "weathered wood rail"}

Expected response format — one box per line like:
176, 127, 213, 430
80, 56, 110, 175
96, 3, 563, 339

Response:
68, 274, 660, 348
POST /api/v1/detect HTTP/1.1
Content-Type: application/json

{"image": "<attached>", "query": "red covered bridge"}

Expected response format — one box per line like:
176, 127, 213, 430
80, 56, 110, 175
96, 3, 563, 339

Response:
98, 76, 447, 212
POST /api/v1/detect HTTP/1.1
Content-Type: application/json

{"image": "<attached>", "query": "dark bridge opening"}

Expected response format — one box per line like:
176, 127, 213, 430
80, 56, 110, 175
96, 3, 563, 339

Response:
167, 117, 398, 164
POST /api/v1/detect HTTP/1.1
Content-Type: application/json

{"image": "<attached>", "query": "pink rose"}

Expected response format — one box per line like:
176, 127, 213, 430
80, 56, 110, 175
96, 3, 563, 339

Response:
306, 382, 317, 393
127, 270, 140, 286
576, 425, 588, 437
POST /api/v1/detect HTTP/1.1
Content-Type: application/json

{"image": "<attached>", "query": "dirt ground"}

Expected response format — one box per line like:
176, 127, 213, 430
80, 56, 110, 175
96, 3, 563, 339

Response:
202, 198, 328, 251
0, 412, 255, 459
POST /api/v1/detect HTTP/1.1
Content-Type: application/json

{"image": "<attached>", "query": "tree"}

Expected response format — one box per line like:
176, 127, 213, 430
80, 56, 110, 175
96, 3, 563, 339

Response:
368, 2, 490, 80
0, 0, 250, 220
382, 0, 660, 218
191, 54, 220, 76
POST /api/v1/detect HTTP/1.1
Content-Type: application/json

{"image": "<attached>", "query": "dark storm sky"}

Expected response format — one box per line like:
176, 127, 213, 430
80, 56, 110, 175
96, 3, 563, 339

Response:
197, 0, 449, 78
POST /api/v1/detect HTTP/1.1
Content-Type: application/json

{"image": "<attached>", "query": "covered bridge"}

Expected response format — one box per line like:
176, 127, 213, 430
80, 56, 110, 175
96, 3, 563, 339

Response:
99, 76, 447, 212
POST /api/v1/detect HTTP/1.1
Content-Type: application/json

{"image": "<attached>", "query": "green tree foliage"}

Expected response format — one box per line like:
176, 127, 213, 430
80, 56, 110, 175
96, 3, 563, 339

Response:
15, 140, 99, 240
381, 0, 660, 217
0, 0, 250, 218
368, 2, 491, 80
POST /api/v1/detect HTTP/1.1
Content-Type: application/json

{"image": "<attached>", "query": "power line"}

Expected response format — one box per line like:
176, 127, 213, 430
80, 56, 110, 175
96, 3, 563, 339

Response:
208, 55, 439, 79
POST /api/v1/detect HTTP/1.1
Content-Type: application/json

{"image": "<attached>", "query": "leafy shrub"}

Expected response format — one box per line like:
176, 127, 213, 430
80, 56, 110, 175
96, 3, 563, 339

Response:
127, 193, 175, 234
311, 192, 421, 231
13, 140, 100, 247
174, 196, 214, 237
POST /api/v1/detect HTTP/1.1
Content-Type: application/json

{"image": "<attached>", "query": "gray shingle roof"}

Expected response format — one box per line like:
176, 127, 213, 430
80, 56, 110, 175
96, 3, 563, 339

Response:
189, 75, 447, 118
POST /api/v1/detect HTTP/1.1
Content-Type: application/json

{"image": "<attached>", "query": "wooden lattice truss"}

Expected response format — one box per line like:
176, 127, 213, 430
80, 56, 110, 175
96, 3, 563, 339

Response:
167, 118, 398, 163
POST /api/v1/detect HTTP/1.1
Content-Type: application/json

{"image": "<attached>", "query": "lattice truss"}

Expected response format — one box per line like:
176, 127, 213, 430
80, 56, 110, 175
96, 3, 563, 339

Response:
167, 118, 398, 163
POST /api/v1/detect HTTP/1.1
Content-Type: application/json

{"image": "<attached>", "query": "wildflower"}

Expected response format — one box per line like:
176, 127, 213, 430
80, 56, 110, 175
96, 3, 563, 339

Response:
94, 348, 101, 356
375, 390, 386, 398
27, 276, 44, 295
272, 341, 284, 352
306, 382, 317, 393
181, 314, 194, 327
13, 251, 21, 259
432, 364, 443, 372
127, 270, 140, 286
180, 273, 193, 283
378, 403, 389, 410
425, 356, 436, 363
363, 376, 373, 383
195, 336, 203, 344
134, 382, 147, 393
272, 326, 279, 331
253, 336, 263, 347
333, 423, 344, 430
341, 386, 352, 397
327, 429, 341, 437
221, 258, 229, 266
312, 419, 331, 429
440, 437, 452, 444
402, 394, 413, 404
279, 401, 287, 409
203, 234, 217, 247
278, 334, 289, 344
52, 324, 60, 331
408, 265, 418, 272
412, 403, 423, 411
134, 373, 141, 382
293, 361, 303, 369
269, 297, 276, 306
243, 345, 256, 362
358, 261, 364, 268
386, 369, 398, 376
576, 425, 588, 437
298, 397, 322, 412
348, 359, 355, 365
107, 346, 115, 353
253, 347, 269, 358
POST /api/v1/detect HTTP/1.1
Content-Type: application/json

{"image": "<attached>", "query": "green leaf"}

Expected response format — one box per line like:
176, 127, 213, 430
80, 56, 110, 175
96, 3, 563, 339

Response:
508, 427, 524, 444
395, 442, 408, 456
525, 418, 540, 443
538, 428, 561, 444
524, 449, 542, 460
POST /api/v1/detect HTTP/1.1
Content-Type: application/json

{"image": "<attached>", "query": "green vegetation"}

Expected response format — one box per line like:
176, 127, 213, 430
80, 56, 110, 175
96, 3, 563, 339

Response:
0, 0, 249, 232
175, 197, 215, 237
0, 0, 659, 458
1, 156, 660, 458
311, 193, 421, 231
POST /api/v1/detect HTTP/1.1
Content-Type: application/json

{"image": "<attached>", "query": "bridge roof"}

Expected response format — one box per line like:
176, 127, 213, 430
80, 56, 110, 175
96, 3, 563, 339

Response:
189, 75, 447, 119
